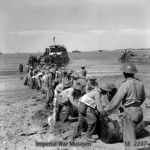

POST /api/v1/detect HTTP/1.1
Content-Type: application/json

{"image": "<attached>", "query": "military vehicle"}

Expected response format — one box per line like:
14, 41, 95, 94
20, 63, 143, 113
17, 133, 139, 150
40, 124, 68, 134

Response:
28, 44, 70, 68
72, 50, 81, 53
98, 50, 103, 52
118, 50, 150, 63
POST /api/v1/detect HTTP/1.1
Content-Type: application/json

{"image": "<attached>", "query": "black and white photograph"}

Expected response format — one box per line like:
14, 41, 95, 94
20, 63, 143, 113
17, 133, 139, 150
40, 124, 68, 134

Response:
0, 0, 150, 150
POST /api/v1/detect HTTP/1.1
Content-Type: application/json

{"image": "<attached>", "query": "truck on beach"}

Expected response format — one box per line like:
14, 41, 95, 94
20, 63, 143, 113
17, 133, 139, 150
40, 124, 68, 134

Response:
118, 50, 150, 63
28, 44, 70, 68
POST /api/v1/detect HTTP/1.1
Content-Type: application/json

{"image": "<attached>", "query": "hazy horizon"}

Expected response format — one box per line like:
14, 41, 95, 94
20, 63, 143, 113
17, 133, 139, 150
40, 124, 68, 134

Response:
2, 47, 150, 54
1, 0, 150, 53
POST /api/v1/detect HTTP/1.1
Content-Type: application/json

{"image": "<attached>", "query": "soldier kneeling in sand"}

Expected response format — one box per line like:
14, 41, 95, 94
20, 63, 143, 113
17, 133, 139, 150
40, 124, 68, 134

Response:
55, 79, 86, 122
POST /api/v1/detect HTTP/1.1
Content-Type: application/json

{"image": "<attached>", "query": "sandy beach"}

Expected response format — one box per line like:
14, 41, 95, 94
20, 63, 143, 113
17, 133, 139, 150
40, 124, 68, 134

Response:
0, 73, 150, 150
1, 0, 150, 149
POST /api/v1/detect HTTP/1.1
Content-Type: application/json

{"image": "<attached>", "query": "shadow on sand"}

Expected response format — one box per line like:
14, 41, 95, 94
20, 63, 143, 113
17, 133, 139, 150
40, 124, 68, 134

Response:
137, 120, 150, 139
97, 116, 150, 144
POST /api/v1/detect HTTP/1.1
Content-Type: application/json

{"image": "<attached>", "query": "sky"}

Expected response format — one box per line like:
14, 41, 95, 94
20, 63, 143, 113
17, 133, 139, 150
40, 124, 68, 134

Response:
0, 0, 150, 53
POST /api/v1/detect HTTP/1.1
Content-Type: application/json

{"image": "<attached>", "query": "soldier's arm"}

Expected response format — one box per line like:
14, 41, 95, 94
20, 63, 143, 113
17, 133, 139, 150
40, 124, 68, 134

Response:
48, 75, 53, 89
141, 84, 146, 104
85, 82, 90, 93
69, 90, 78, 106
105, 84, 126, 112
95, 91, 105, 114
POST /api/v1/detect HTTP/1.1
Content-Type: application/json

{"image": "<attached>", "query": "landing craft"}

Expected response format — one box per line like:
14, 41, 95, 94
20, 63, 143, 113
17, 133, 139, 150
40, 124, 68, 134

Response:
27, 39, 70, 68
72, 50, 81, 53
118, 49, 150, 63
98, 50, 103, 52
43, 44, 69, 66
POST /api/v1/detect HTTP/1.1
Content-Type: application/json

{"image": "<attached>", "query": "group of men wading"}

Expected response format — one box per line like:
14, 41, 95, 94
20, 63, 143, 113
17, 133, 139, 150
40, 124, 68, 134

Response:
24, 62, 145, 150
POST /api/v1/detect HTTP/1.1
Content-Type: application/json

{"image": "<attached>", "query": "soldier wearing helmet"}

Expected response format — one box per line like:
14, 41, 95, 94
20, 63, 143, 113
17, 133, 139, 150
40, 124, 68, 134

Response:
80, 65, 87, 77
61, 70, 68, 82
55, 79, 86, 122
61, 70, 74, 87
62, 64, 65, 70
70, 72, 80, 87
68, 69, 73, 75
73, 82, 110, 141
53, 70, 61, 89
72, 72, 80, 80
104, 83, 118, 102
105, 63, 145, 149
42, 67, 56, 109
26, 64, 30, 73
34, 71, 43, 90
66, 69, 74, 85
98, 82, 115, 108
86, 76, 98, 93
23, 65, 34, 87
60, 64, 66, 75
55, 80, 72, 98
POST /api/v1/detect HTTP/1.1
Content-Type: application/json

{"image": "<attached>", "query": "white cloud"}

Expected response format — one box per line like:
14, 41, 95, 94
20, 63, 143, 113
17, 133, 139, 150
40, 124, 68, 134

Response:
9, 30, 69, 36
87, 30, 106, 35
86, 28, 150, 36
86, 0, 146, 4
119, 28, 150, 35
2, 0, 147, 9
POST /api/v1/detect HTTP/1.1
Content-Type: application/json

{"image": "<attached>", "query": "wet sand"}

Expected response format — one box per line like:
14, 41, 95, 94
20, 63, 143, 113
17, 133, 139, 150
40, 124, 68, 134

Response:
0, 73, 150, 150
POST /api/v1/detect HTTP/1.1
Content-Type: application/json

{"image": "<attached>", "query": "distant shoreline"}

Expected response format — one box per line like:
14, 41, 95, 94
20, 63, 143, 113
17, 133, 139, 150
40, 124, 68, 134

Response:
1, 48, 150, 54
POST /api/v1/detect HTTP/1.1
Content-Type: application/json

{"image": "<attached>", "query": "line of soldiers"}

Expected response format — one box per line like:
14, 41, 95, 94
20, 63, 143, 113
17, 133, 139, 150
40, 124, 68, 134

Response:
23, 64, 87, 108
23, 63, 146, 150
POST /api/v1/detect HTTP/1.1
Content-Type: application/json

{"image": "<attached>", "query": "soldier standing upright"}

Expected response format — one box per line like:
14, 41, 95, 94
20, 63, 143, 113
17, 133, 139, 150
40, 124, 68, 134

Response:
80, 65, 87, 77
105, 63, 145, 150
19, 64, 23, 73
42, 67, 56, 109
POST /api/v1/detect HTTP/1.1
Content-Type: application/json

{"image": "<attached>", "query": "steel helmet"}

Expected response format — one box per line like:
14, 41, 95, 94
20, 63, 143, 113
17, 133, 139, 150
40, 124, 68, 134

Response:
63, 80, 72, 88
38, 72, 43, 76
29, 66, 33, 70
49, 68, 56, 75
109, 83, 116, 89
81, 65, 85, 68
89, 76, 97, 80
68, 69, 73, 74
73, 72, 80, 79
46, 66, 50, 70
62, 70, 68, 75
99, 83, 112, 92
73, 79, 86, 90
120, 63, 138, 74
